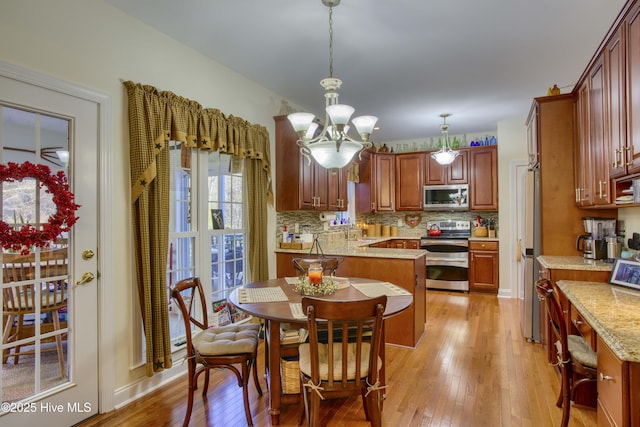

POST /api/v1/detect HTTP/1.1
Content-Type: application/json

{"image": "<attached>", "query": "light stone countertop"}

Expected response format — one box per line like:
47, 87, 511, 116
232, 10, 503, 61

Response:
468, 236, 499, 242
275, 237, 426, 260
556, 280, 640, 363
537, 255, 613, 271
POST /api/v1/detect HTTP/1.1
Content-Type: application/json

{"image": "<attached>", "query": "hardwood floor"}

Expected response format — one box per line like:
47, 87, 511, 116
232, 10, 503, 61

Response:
77, 291, 597, 427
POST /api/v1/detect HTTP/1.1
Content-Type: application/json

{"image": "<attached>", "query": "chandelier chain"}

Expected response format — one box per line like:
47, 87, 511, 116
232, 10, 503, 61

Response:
328, 5, 334, 78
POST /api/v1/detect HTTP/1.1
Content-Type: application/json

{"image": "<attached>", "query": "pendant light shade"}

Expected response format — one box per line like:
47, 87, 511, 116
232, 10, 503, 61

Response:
287, 0, 376, 169
431, 113, 459, 165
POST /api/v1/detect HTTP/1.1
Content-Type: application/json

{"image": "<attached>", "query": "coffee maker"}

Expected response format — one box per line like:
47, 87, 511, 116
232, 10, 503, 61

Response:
576, 217, 616, 260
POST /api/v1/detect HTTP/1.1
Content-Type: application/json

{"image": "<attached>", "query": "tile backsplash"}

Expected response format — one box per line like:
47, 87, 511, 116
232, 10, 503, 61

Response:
276, 210, 499, 242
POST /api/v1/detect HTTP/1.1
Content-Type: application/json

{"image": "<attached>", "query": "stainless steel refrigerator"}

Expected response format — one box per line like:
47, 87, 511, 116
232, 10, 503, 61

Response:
520, 168, 541, 343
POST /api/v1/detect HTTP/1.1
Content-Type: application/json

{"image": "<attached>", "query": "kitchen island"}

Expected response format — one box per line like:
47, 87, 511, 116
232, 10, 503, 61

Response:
556, 280, 640, 427
275, 239, 425, 348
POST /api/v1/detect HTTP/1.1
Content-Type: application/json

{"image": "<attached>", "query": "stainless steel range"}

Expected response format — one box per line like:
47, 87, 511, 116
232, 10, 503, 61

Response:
420, 220, 471, 292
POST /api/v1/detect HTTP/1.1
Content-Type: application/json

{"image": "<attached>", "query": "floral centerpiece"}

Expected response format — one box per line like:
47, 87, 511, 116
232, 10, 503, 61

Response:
294, 276, 337, 296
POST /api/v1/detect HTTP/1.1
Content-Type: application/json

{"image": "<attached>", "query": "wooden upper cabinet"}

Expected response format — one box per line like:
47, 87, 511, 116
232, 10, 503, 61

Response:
424, 150, 468, 185
468, 146, 498, 210
327, 167, 348, 211
274, 115, 347, 211
374, 154, 395, 212
355, 151, 395, 213
395, 153, 423, 211
626, 3, 640, 175
608, 24, 628, 179
575, 55, 610, 208
575, 81, 595, 207
355, 150, 374, 213
589, 55, 612, 205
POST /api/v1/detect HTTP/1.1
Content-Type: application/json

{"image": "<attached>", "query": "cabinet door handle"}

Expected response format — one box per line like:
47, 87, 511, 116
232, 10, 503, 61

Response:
599, 181, 607, 199
574, 319, 584, 326
599, 373, 615, 382
617, 148, 623, 168
626, 146, 633, 166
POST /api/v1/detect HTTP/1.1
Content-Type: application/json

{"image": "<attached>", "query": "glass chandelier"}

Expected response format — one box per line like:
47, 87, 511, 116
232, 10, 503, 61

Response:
431, 113, 459, 166
287, 0, 377, 169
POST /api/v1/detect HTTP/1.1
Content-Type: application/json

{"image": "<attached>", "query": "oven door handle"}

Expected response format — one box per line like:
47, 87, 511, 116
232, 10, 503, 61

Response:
426, 258, 469, 266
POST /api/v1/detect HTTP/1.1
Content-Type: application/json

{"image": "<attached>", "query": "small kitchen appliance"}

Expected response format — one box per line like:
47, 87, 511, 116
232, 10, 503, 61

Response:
423, 184, 469, 211
605, 236, 623, 262
576, 217, 616, 260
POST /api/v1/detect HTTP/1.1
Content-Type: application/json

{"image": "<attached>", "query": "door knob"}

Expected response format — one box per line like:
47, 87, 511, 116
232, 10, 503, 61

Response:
75, 272, 95, 286
82, 249, 95, 260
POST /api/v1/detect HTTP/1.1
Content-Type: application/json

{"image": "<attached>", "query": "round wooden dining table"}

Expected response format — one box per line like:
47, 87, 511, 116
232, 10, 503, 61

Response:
228, 277, 412, 426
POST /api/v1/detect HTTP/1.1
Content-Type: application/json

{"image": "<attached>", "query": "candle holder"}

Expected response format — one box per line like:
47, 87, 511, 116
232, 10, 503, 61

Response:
307, 263, 323, 285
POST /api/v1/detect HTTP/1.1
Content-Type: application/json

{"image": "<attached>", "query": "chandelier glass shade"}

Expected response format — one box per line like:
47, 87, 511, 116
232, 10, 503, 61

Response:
431, 113, 459, 166
287, 0, 377, 169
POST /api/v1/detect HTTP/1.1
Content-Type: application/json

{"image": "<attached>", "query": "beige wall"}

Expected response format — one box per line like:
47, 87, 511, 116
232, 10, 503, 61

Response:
496, 118, 528, 296
0, 0, 283, 404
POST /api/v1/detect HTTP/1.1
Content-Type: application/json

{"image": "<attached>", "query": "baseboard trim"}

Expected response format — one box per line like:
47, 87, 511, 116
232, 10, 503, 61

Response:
112, 363, 188, 410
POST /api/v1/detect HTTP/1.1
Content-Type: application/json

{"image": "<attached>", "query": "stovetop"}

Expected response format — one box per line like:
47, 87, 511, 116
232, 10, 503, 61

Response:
422, 220, 471, 240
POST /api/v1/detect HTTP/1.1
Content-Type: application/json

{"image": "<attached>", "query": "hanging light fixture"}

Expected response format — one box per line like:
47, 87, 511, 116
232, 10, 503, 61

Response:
431, 113, 459, 166
287, 0, 377, 169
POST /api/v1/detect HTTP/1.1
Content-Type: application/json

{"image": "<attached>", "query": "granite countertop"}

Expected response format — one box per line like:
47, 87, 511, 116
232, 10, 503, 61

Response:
537, 255, 613, 271
556, 280, 640, 363
275, 237, 426, 260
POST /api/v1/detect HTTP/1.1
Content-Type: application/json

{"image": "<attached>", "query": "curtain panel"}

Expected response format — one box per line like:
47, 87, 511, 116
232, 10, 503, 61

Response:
124, 81, 273, 376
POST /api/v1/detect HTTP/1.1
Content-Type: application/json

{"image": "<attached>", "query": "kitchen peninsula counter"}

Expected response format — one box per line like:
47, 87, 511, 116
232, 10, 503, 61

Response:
275, 240, 426, 348
275, 240, 425, 260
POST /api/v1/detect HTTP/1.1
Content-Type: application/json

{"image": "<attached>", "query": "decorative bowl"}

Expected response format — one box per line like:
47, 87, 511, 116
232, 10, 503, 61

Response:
474, 227, 488, 237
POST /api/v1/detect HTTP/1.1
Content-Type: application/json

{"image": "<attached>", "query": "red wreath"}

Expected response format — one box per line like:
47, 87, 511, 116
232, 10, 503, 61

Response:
0, 161, 79, 254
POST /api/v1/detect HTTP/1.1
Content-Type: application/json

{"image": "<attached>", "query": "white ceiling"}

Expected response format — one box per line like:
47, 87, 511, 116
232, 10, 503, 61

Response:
105, 0, 626, 142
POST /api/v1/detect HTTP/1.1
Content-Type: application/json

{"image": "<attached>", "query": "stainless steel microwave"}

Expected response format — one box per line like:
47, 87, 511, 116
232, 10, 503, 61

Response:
423, 184, 469, 211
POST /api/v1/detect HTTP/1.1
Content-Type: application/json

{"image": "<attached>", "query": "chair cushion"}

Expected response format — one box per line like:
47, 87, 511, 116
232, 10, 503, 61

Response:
192, 323, 259, 356
567, 335, 597, 368
298, 342, 381, 381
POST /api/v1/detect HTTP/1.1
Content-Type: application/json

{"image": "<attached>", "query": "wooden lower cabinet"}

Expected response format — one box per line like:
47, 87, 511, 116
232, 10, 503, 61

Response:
383, 239, 420, 249
596, 335, 640, 427
540, 268, 611, 355
597, 336, 628, 427
468, 240, 499, 294
276, 252, 425, 348
555, 283, 640, 425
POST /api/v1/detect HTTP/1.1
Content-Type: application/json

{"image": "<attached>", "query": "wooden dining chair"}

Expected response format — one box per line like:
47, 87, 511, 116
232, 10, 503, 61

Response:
535, 279, 597, 427
298, 295, 387, 427
170, 277, 263, 427
2, 248, 68, 378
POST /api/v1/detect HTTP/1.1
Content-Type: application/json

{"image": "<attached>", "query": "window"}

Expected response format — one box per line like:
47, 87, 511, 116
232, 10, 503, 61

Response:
166, 143, 247, 344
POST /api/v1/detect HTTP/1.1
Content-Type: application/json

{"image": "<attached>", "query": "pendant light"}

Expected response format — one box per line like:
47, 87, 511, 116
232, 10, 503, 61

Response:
287, 0, 377, 169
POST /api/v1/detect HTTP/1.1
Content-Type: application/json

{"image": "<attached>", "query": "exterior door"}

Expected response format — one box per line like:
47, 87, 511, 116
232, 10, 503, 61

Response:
0, 72, 99, 424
